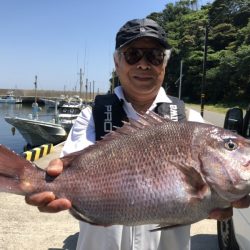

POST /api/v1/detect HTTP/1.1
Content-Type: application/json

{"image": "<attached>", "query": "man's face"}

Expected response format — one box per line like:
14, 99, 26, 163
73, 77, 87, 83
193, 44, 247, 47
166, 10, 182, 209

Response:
115, 37, 166, 101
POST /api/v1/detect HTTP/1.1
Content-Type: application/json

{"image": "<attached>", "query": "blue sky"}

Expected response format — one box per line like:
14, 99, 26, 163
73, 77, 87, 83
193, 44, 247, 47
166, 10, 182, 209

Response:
0, 0, 213, 93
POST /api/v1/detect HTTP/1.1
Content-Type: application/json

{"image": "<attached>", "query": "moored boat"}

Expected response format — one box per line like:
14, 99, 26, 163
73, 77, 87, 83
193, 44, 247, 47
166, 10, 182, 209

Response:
58, 104, 82, 132
40, 95, 67, 109
4, 116, 67, 147
4, 90, 84, 147
0, 91, 22, 104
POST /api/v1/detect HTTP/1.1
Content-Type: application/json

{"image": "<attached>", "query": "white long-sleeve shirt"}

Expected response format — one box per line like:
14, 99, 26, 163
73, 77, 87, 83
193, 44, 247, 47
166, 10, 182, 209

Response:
61, 86, 204, 250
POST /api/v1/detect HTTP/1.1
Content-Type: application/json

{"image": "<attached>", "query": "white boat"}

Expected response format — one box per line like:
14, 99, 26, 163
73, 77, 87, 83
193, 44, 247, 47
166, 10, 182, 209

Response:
40, 98, 57, 108
4, 116, 67, 147
58, 103, 83, 132
4, 96, 83, 147
57, 95, 84, 132
4, 93, 83, 147
40, 95, 67, 109
0, 91, 22, 104
67, 95, 83, 108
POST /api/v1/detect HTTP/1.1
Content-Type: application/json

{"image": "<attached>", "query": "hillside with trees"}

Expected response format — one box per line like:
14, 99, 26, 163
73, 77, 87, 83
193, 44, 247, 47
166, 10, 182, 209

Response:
148, 0, 250, 106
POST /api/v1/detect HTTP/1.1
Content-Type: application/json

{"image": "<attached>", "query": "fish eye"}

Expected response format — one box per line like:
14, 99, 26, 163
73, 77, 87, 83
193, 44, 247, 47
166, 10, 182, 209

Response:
224, 139, 238, 151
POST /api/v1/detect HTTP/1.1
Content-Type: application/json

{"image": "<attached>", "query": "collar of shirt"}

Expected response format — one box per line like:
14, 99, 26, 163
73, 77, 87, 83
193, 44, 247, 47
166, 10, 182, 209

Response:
114, 86, 172, 119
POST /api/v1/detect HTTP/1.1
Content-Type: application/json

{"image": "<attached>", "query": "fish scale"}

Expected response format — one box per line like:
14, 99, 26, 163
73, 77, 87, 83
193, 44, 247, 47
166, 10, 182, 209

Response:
0, 112, 250, 230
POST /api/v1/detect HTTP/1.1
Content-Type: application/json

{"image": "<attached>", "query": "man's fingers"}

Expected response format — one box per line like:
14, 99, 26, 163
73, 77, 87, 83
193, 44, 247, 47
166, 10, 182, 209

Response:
232, 195, 250, 208
25, 192, 55, 206
47, 158, 64, 176
208, 195, 250, 221
25, 192, 71, 213
38, 199, 72, 213
208, 207, 233, 221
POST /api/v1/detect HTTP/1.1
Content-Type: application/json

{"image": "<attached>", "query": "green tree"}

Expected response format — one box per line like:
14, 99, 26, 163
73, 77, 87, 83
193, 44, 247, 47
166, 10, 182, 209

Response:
145, 0, 249, 104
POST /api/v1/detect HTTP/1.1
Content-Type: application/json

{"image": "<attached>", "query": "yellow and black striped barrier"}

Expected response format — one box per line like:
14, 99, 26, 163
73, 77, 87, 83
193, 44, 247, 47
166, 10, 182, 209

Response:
23, 144, 54, 161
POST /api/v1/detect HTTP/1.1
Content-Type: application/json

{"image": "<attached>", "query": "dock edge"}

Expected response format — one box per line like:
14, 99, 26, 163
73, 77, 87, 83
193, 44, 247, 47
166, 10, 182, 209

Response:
22, 144, 54, 161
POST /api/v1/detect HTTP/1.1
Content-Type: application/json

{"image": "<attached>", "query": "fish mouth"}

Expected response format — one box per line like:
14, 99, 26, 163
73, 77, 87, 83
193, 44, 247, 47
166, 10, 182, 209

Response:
235, 181, 249, 191
238, 160, 250, 181
243, 160, 250, 168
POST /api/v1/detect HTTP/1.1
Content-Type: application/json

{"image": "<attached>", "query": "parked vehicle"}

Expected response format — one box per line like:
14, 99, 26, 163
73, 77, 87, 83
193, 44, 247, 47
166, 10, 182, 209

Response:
217, 105, 250, 250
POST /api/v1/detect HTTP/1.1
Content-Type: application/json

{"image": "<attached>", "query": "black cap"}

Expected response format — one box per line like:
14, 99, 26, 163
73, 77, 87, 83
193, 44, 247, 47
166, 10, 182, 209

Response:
115, 18, 170, 49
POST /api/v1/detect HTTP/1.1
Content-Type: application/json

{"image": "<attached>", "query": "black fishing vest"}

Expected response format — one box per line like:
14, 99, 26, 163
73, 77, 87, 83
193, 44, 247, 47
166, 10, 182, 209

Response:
92, 93, 187, 141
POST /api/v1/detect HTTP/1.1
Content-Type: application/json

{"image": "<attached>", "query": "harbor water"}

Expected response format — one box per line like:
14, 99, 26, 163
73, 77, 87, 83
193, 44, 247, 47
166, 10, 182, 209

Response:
0, 103, 56, 154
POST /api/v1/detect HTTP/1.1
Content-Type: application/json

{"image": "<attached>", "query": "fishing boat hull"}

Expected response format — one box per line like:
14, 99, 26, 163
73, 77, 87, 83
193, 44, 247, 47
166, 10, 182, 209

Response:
5, 117, 67, 147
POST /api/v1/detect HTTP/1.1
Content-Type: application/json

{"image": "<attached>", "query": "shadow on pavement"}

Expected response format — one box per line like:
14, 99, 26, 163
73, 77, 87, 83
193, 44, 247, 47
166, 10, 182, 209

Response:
48, 232, 79, 250
48, 232, 218, 250
191, 234, 219, 250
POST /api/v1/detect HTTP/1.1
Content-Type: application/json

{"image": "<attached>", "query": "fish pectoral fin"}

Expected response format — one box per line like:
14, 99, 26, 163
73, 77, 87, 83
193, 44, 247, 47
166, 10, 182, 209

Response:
70, 205, 97, 224
170, 160, 210, 200
70, 205, 110, 227
150, 223, 190, 232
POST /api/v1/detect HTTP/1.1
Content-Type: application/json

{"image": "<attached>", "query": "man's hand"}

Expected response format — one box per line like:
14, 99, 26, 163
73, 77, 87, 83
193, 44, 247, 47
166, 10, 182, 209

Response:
25, 158, 72, 213
209, 195, 250, 221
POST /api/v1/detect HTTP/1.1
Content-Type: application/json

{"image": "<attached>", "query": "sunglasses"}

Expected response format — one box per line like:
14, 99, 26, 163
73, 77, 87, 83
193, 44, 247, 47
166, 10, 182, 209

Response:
120, 48, 166, 66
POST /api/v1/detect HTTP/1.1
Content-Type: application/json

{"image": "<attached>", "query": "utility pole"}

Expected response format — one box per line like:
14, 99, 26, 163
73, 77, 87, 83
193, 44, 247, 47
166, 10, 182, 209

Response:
111, 69, 115, 93
85, 78, 88, 103
89, 80, 92, 102
78, 68, 84, 98
200, 24, 208, 117
92, 80, 95, 100
178, 60, 183, 99
64, 85, 66, 96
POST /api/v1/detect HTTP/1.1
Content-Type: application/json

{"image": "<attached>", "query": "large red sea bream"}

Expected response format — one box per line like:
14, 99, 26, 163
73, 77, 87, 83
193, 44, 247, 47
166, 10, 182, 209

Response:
0, 113, 250, 230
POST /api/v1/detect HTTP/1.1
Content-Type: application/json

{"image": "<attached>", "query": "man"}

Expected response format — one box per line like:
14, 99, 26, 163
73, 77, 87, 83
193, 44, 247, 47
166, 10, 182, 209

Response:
26, 18, 250, 250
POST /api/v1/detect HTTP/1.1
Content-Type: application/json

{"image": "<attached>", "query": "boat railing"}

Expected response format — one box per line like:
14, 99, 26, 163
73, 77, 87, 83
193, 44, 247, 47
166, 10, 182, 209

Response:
5, 112, 60, 124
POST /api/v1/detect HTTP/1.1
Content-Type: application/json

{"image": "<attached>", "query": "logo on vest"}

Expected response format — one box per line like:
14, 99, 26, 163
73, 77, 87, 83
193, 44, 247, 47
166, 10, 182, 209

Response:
169, 104, 178, 121
104, 105, 112, 132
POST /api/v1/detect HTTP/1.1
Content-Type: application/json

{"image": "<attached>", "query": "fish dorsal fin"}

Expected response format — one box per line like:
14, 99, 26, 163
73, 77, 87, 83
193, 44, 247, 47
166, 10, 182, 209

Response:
61, 112, 170, 164
100, 111, 169, 142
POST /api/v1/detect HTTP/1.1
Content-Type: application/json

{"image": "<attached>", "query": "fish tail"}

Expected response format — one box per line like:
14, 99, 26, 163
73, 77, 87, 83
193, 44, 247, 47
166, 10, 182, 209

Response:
0, 145, 44, 195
